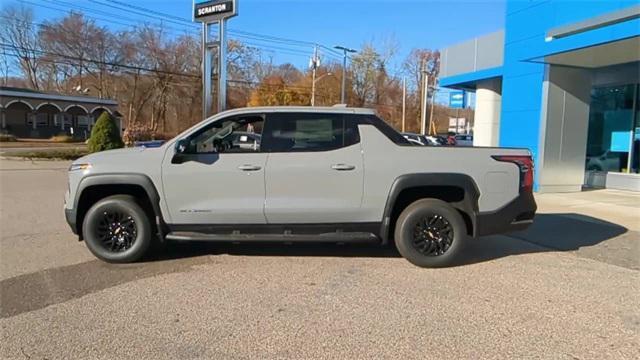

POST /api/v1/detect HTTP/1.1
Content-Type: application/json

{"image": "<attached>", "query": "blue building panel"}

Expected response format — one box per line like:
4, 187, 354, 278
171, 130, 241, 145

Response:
439, 0, 640, 191
500, 73, 545, 113
439, 66, 503, 89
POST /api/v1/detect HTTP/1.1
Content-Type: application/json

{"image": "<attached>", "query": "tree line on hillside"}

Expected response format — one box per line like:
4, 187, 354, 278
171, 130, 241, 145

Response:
0, 4, 473, 139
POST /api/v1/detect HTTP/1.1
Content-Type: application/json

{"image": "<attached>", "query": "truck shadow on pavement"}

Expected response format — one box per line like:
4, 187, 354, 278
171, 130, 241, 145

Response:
0, 213, 628, 319
156, 212, 629, 267
459, 213, 629, 266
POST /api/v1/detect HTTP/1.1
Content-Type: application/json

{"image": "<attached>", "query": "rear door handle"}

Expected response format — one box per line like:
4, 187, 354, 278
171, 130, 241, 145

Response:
238, 164, 262, 171
331, 164, 356, 171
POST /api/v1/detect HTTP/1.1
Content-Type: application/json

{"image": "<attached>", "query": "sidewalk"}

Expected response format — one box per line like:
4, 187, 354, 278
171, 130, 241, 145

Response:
512, 189, 640, 270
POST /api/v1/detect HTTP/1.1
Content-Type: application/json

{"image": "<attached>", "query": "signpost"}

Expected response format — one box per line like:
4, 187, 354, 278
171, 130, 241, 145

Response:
449, 90, 466, 109
449, 90, 466, 134
193, 0, 237, 118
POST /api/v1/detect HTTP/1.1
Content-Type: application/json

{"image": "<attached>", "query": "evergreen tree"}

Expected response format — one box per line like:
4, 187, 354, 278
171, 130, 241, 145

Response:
87, 112, 124, 152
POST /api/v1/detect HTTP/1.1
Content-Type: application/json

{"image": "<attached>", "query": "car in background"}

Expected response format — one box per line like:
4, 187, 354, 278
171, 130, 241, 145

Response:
424, 136, 443, 146
402, 133, 441, 146
402, 132, 426, 145
454, 134, 473, 146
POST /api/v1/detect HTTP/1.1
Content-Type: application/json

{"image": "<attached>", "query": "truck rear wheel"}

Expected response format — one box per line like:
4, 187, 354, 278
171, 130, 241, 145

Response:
394, 199, 468, 268
82, 195, 152, 263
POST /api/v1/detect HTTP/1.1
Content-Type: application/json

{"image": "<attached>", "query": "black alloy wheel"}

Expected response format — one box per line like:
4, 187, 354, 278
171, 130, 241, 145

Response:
394, 199, 468, 268
411, 214, 454, 256
82, 195, 152, 263
96, 210, 138, 252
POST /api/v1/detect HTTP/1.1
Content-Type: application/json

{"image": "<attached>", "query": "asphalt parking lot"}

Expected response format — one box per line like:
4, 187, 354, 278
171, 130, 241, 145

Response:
1, 158, 638, 359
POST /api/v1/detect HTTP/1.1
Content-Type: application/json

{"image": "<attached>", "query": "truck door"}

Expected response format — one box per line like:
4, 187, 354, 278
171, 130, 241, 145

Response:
161, 114, 267, 224
262, 112, 365, 223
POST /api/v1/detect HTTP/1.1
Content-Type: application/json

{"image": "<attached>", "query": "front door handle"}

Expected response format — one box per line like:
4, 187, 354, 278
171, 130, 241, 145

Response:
331, 164, 356, 171
238, 164, 262, 171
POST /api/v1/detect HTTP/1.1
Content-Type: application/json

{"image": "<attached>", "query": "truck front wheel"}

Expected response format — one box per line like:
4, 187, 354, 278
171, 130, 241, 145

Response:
394, 199, 468, 268
82, 195, 152, 263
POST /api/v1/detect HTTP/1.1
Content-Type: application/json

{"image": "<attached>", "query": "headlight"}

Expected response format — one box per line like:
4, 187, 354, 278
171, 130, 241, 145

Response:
69, 163, 92, 172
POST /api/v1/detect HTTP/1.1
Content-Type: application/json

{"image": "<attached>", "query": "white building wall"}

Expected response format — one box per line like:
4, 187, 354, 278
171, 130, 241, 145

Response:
473, 78, 502, 147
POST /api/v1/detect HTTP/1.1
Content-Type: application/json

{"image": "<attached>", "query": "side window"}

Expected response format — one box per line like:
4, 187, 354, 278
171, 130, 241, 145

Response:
186, 115, 264, 154
262, 113, 360, 152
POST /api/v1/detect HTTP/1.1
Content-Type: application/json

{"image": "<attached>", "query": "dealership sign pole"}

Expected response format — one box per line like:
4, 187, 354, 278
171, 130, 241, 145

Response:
194, 0, 237, 118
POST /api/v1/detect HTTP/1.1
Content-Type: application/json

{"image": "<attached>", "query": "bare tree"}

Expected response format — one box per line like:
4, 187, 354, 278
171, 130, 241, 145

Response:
0, 5, 41, 89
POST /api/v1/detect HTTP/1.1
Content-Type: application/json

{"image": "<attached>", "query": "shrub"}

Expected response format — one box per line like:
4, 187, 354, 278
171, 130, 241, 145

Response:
87, 112, 124, 152
123, 123, 153, 147
0, 133, 17, 142
10, 148, 88, 160
50, 133, 74, 143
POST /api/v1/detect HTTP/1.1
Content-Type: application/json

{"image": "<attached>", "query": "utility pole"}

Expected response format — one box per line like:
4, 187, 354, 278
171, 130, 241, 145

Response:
402, 76, 406, 132
334, 45, 356, 104
420, 58, 428, 135
428, 81, 436, 135
310, 45, 319, 106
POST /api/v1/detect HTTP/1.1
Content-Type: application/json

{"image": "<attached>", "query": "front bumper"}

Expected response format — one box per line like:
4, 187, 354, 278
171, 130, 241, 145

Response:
65, 208, 78, 235
475, 191, 537, 237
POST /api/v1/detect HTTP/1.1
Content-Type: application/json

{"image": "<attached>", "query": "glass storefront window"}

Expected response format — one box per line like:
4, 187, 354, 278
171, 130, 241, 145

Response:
633, 87, 640, 173
585, 84, 638, 176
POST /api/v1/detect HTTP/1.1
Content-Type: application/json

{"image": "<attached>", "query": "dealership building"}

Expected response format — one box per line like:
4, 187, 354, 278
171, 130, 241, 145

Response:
440, 1, 640, 192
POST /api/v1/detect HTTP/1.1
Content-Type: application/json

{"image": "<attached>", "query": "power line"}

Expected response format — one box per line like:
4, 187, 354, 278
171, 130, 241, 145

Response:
1, 44, 200, 78
19, 0, 339, 62
2, 46, 324, 94
95, 0, 344, 57
19, 0, 346, 65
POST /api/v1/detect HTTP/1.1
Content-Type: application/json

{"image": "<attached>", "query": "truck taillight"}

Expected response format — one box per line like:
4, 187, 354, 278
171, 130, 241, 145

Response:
492, 155, 534, 192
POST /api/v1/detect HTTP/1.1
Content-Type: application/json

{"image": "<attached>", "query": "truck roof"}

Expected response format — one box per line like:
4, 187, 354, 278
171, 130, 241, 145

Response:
212, 105, 377, 119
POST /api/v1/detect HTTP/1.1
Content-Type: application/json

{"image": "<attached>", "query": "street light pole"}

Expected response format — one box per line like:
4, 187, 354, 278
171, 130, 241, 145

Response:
402, 76, 406, 132
310, 46, 319, 106
334, 45, 356, 104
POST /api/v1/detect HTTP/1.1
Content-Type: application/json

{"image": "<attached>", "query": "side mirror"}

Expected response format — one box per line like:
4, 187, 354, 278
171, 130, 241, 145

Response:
175, 139, 189, 154
172, 139, 189, 164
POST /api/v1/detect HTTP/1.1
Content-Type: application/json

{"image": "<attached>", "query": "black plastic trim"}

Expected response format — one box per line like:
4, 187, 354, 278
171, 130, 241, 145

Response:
379, 173, 481, 243
67, 173, 166, 239
65, 208, 77, 235
167, 222, 381, 236
475, 191, 537, 236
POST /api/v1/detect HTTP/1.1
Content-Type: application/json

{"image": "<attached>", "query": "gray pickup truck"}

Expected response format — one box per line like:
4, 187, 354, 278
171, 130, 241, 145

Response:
65, 106, 536, 267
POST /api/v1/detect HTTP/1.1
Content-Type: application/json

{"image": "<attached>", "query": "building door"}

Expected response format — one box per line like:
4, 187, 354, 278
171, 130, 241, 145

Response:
584, 84, 639, 187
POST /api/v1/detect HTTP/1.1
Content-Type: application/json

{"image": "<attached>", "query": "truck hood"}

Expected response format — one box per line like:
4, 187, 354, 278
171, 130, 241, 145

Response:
74, 147, 151, 165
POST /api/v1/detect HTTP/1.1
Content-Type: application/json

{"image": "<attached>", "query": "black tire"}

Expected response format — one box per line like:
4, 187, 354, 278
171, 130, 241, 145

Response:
82, 195, 153, 263
394, 199, 468, 268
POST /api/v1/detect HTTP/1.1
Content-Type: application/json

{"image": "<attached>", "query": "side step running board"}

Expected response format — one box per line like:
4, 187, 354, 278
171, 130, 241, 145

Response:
165, 231, 380, 243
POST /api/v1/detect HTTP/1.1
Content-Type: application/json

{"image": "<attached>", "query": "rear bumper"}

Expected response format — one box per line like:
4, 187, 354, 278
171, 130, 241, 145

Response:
475, 191, 537, 237
65, 208, 78, 235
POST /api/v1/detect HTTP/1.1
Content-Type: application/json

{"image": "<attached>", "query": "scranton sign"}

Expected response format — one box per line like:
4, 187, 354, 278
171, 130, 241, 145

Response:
194, 0, 236, 23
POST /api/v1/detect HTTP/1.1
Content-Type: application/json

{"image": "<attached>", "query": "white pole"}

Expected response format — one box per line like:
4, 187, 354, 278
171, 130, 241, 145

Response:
218, 19, 227, 112
202, 23, 212, 118
428, 83, 436, 135
311, 45, 318, 106
402, 76, 406, 133
420, 59, 428, 135
340, 50, 347, 104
